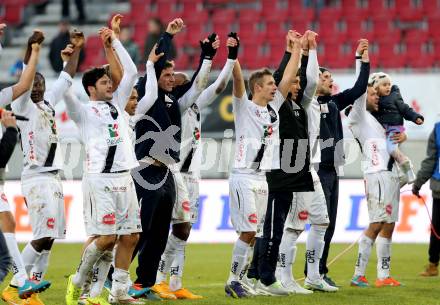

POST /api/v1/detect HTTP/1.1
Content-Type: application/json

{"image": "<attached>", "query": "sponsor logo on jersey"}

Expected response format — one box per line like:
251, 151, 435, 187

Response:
385, 204, 392, 215
0, 193, 8, 203
104, 186, 127, 193
102, 213, 116, 225
298, 210, 309, 220
46, 218, 55, 229
248, 213, 258, 224
108, 123, 119, 138
182, 201, 190, 212
54, 191, 64, 199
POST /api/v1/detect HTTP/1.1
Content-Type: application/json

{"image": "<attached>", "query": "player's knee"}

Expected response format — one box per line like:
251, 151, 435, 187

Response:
99, 235, 117, 249
31, 237, 54, 251
240, 231, 256, 244
172, 223, 191, 241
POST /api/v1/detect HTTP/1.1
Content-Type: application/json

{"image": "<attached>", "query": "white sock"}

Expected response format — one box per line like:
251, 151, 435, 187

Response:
90, 250, 113, 298
276, 229, 300, 284
30, 250, 50, 282
156, 234, 179, 284
73, 241, 104, 287
169, 236, 187, 291
240, 244, 254, 281
21, 243, 41, 276
4, 233, 27, 287
306, 225, 327, 282
354, 234, 374, 277
111, 268, 130, 298
376, 236, 392, 279
227, 239, 250, 284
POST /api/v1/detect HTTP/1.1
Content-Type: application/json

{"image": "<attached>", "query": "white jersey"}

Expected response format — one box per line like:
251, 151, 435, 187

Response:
0, 86, 13, 108
348, 57, 390, 174
301, 50, 321, 165
348, 94, 390, 174
232, 90, 284, 172
10, 71, 73, 177
178, 59, 235, 178
64, 39, 139, 174
123, 111, 136, 143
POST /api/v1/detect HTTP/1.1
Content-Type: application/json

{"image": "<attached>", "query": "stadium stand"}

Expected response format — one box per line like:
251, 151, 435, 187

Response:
0, 0, 439, 79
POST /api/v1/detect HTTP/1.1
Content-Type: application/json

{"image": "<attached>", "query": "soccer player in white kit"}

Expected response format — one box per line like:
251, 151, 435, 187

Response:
276, 32, 338, 293
0, 27, 54, 303
155, 35, 237, 299
64, 27, 142, 305
348, 47, 403, 288
224, 30, 302, 298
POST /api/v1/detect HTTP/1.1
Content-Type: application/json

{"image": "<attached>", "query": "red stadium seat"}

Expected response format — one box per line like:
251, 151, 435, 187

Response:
404, 29, 429, 44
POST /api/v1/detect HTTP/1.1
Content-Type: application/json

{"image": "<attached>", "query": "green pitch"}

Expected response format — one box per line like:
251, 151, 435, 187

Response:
1, 243, 438, 305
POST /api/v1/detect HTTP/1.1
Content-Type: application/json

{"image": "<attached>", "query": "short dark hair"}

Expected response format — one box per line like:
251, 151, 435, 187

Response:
82, 67, 108, 96
34, 71, 45, 83
163, 60, 174, 70
319, 67, 330, 74
248, 68, 273, 95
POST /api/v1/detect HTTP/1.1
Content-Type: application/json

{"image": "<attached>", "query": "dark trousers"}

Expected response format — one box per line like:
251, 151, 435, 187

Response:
429, 197, 440, 264
0, 229, 11, 284
248, 191, 293, 285
304, 166, 339, 276
62, 0, 85, 20
133, 165, 176, 287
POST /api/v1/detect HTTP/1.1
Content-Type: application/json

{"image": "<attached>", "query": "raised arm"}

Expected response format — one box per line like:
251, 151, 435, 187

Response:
348, 47, 369, 121
100, 26, 123, 91
196, 58, 235, 109
273, 33, 293, 85
333, 39, 370, 110
110, 30, 138, 110
177, 34, 219, 111
7, 31, 44, 105
155, 18, 184, 77
135, 45, 163, 116
232, 60, 245, 99
301, 32, 319, 108
277, 30, 302, 98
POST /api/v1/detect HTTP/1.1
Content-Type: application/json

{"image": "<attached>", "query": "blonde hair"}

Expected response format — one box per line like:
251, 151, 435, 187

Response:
368, 72, 391, 89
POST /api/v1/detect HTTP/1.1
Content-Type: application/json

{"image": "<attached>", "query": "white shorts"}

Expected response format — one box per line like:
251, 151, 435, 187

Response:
229, 173, 268, 235
171, 171, 191, 223
172, 172, 200, 225
0, 185, 11, 213
21, 173, 66, 239
83, 172, 142, 236
285, 170, 329, 230
365, 171, 400, 223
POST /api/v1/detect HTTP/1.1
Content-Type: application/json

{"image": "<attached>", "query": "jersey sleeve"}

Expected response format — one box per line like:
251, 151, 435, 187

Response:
0, 87, 13, 108
10, 63, 31, 115
195, 58, 235, 110
112, 39, 138, 110
44, 71, 73, 106
135, 60, 158, 117
178, 59, 212, 112
63, 87, 87, 125
301, 49, 319, 109
232, 90, 248, 113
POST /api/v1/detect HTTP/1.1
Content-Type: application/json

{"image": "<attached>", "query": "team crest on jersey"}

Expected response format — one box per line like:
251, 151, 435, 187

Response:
248, 213, 258, 224
255, 109, 261, 118
46, 218, 55, 229
0, 193, 8, 203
